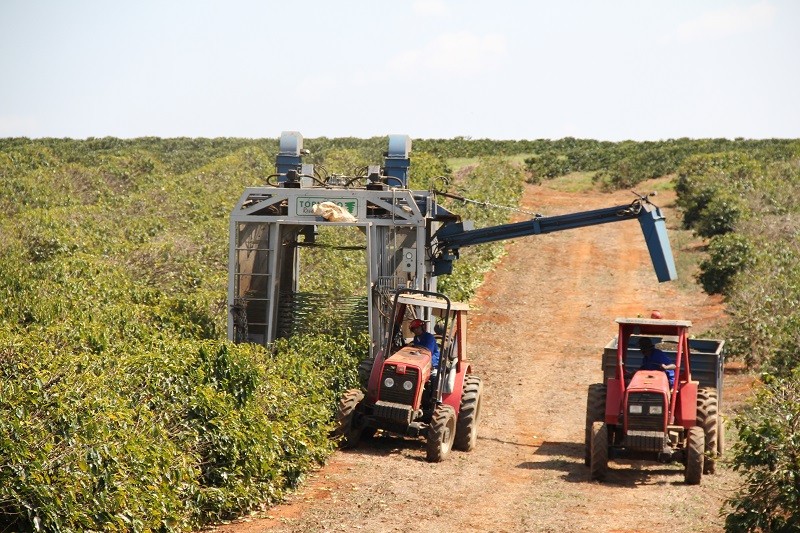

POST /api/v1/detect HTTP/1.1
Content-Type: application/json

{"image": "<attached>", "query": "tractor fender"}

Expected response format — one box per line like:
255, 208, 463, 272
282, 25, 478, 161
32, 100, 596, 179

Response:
442, 362, 472, 414
605, 378, 623, 424
675, 380, 699, 428
366, 349, 389, 403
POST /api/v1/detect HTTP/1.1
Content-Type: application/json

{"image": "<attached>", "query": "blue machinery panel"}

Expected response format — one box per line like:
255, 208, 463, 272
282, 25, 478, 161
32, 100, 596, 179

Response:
276, 131, 303, 182
638, 206, 677, 283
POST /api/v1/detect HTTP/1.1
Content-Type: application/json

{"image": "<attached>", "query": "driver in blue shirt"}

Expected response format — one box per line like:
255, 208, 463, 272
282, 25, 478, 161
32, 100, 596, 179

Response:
638, 337, 676, 388
409, 318, 440, 374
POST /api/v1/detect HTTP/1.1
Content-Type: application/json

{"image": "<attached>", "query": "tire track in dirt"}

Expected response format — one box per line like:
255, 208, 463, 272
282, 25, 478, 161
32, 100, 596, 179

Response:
212, 181, 731, 533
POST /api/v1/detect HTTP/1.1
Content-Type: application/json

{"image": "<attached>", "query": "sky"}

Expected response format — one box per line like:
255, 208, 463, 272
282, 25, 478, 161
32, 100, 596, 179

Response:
1, 0, 798, 141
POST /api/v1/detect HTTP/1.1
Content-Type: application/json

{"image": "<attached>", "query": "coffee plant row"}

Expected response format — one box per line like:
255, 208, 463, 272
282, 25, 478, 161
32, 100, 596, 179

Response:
672, 144, 800, 531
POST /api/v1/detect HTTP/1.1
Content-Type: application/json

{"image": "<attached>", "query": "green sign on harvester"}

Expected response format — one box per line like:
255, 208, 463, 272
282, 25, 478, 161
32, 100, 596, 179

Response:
296, 197, 358, 216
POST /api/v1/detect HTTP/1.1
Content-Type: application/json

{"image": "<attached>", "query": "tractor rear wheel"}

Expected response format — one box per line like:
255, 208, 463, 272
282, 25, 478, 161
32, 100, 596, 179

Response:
333, 389, 365, 448
426, 404, 456, 462
696, 387, 719, 474
357, 358, 374, 390
685, 426, 705, 485
585, 383, 607, 465
454, 375, 483, 452
589, 421, 608, 481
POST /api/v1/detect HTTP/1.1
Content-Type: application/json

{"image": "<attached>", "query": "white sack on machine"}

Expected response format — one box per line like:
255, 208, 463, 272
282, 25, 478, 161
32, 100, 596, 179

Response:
313, 201, 357, 222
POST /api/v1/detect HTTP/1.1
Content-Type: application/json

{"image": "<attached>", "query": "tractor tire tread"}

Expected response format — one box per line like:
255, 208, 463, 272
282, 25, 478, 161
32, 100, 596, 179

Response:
585, 383, 607, 466
357, 358, 374, 390
590, 421, 608, 481
696, 387, 719, 475
685, 426, 705, 485
454, 375, 483, 452
426, 404, 456, 463
333, 389, 365, 449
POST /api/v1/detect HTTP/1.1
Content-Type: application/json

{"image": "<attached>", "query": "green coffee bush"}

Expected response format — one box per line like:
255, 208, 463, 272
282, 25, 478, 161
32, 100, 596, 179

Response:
724, 371, 800, 532
698, 233, 754, 295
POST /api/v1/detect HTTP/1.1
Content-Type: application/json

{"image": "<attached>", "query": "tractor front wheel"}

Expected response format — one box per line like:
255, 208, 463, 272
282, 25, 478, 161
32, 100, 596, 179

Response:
454, 375, 483, 452
589, 421, 608, 481
696, 387, 720, 474
426, 404, 456, 462
585, 383, 607, 466
685, 426, 705, 485
333, 389, 366, 448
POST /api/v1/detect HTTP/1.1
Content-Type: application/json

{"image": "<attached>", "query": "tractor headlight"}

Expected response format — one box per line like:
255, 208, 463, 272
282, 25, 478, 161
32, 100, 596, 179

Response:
649, 405, 663, 415
384, 377, 395, 388
629, 404, 643, 414
403, 380, 413, 391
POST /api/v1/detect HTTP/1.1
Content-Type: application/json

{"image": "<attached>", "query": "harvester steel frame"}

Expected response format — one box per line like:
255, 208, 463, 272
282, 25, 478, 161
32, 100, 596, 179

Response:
228, 131, 677, 356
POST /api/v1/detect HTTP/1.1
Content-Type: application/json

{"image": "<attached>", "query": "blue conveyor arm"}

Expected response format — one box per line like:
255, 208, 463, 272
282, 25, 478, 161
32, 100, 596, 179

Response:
432, 197, 677, 282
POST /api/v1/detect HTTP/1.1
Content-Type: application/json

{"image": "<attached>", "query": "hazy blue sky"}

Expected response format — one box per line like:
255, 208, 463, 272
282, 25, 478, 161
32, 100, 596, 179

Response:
1, 0, 798, 140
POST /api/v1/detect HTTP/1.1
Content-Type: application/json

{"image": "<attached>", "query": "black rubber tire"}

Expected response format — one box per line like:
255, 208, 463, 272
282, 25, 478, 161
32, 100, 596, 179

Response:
333, 389, 365, 448
453, 375, 483, 452
696, 387, 719, 474
590, 421, 608, 481
685, 426, 705, 485
357, 358, 374, 390
585, 383, 607, 466
426, 404, 456, 463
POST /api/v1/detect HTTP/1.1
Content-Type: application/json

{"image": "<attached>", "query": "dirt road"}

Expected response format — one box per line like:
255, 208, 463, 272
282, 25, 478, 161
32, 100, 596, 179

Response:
214, 180, 737, 533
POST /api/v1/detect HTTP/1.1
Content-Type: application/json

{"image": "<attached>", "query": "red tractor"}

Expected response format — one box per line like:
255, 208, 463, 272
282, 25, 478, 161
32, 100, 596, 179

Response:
333, 289, 482, 462
585, 317, 725, 484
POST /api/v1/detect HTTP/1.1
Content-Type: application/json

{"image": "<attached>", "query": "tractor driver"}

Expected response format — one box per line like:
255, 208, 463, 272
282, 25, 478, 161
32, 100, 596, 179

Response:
409, 318, 441, 375
638, 337, 676, 387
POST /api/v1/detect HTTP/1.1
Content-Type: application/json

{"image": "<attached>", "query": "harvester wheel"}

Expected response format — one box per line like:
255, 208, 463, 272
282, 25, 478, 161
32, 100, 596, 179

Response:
454, 375, 483, 452
585, 383, 607, 465
685, 426, 705, 485
696, 387, 719, 474
589, 421, 608, 481
426, 404, 456, 463
357, 358, 374, 390
333, 389, 366, 449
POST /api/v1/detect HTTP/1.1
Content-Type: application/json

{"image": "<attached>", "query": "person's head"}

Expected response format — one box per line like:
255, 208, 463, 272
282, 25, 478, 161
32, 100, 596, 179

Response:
638, 337, 654, 352
409, 318, 425, 333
